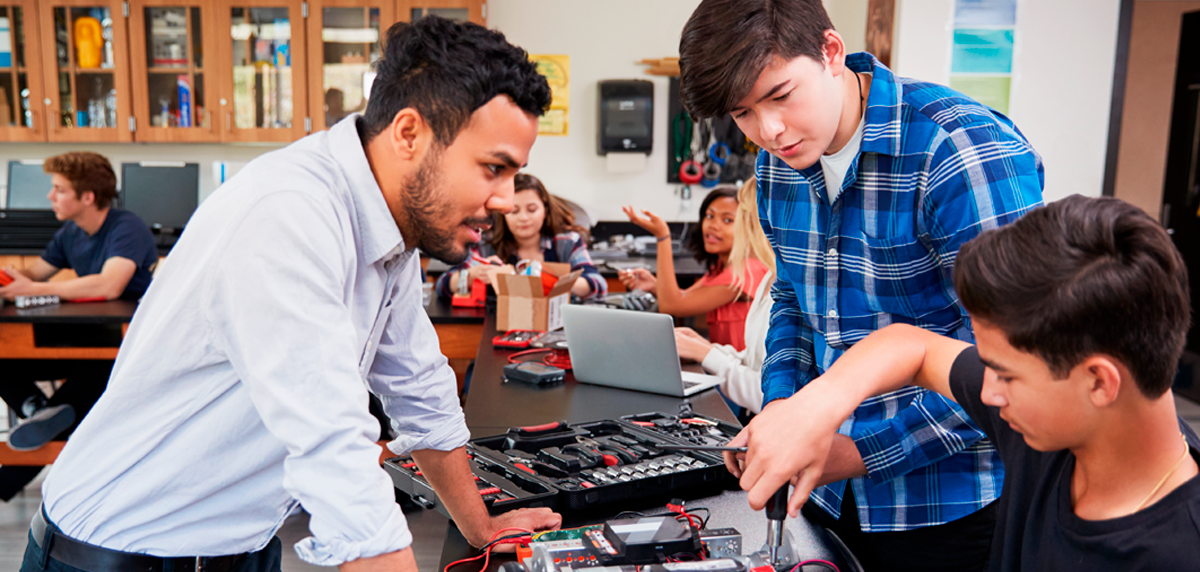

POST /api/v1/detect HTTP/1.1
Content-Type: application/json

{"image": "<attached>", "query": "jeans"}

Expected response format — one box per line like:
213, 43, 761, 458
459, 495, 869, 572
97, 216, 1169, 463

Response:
20, 529, 284, 572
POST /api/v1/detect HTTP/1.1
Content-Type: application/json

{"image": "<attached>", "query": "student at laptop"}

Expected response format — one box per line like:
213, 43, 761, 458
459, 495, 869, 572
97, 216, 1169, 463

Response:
725, 196, 1200, 571
0, 151, 156, 499
621, 187, 769, 350
437, 173, 605, 300
674, 178, 773, 414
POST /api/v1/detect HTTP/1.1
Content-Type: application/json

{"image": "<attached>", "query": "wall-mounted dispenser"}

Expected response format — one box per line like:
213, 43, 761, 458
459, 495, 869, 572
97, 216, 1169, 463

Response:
597, 79, 653, 156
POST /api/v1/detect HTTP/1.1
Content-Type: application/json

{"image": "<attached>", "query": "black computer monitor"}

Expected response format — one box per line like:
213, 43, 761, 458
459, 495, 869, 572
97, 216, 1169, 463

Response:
5, 160, 53, 210
119, 162, 199, 235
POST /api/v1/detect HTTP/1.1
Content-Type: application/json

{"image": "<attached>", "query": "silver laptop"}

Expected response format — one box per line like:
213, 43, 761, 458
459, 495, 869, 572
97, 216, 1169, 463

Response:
560, 305, 723, 397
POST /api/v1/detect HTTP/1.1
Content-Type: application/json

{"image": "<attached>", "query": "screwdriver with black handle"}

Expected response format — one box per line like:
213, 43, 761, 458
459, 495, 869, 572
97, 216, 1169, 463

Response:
765, 484, 789, 566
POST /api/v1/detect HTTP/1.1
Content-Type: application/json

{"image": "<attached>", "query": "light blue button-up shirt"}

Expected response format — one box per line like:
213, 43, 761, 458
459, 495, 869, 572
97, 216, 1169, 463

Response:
41, 116, 469, 566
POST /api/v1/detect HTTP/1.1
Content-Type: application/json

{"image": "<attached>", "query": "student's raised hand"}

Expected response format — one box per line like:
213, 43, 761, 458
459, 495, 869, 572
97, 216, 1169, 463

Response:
622, 205, 671, 239
674, 327, 714, 362
722, 381, 851, 517
618, 268, 656, 293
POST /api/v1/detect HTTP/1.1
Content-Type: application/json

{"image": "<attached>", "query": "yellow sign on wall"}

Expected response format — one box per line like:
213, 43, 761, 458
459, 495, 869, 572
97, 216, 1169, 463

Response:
532, 54, 569, 136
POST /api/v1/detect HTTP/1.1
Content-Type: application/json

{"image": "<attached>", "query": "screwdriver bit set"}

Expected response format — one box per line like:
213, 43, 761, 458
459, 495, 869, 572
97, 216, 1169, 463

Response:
384, 411, 741, 518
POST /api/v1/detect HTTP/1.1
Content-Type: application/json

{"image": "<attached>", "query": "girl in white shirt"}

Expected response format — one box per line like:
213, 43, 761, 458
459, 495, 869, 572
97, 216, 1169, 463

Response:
674, 176, 775, 413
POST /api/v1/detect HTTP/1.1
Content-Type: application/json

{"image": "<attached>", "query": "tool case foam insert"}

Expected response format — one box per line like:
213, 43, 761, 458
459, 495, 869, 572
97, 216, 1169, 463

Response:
384, 412, 741, 519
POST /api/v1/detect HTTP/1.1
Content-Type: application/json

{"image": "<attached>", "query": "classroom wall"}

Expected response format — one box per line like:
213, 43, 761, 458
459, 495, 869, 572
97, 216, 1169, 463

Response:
488, 0, 870, 222
1113, 0, 1200, 220
1, 0, 1126, 216
893, 0, 1123, 202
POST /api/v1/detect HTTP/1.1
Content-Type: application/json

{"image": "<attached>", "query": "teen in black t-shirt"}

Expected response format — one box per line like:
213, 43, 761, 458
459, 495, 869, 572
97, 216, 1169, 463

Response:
950, 346, 1200, 571
722, 196, 1200, 571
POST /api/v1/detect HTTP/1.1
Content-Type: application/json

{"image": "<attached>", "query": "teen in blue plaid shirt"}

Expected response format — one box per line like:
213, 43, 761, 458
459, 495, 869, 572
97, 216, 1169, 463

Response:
680, 1, 1044, 570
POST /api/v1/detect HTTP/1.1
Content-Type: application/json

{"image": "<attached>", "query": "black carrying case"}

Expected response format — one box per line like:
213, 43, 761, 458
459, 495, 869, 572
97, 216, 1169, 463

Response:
384, 411, 740, 519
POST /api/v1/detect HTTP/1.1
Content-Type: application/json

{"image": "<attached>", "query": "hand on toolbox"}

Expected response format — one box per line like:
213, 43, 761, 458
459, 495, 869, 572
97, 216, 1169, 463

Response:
410, 447, 562, 552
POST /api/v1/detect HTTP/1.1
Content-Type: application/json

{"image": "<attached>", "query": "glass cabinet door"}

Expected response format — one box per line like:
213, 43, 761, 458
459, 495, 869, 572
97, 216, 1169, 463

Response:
216, 0, 307, 142
398, 0, 483, 26
37, 0, 132, 142
128, 1, 219, 142
0, 0, 47, 141
306, 0, 392, 132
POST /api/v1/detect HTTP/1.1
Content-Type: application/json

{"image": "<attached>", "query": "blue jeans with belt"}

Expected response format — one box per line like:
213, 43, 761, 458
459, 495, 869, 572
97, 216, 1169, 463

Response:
21, 509, 284, 572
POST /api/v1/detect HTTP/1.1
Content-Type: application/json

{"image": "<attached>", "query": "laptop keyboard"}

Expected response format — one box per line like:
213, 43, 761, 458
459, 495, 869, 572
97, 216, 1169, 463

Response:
683, 379, 701, 388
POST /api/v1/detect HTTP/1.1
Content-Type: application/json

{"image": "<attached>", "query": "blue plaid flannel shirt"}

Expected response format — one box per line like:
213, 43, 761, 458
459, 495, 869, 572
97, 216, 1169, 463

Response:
758, 53, 1044, 531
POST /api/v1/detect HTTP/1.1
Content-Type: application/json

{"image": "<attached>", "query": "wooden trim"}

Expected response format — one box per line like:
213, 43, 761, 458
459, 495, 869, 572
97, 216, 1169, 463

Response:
0, 323, 120, 359
0, 0, 48, 141
39, 0, 134, 142
128, 0, 222, 142
215, 0, 309, 142
306, 0, 395, 132
1102, 0, 1135, 198
433, 322, 483, 360
396, 0, 483, 26
0, 441, 65, 466
865, 0, 895, 68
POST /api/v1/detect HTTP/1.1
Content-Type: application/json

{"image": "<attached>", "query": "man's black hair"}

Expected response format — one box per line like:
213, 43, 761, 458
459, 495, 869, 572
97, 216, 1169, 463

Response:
362, 16, 551, 145
956, 195, 1192, 398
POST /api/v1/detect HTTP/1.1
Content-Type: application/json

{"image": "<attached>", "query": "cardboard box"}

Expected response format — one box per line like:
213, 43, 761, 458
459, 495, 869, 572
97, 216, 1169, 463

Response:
495, 262, 583, 332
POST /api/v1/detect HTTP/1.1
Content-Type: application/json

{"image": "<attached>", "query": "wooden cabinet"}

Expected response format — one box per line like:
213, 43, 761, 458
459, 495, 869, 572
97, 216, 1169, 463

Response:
127, 0, 220, 141
305, 0, 390, 132
214, 0, 307, 142
0, 0, 487, 142
0, 0, 49, 141
36, 0, 133, 141
397, 0, 483, 26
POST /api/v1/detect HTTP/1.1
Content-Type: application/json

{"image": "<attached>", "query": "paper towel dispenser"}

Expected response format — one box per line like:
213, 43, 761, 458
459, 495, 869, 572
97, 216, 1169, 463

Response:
597, 80, 653, 155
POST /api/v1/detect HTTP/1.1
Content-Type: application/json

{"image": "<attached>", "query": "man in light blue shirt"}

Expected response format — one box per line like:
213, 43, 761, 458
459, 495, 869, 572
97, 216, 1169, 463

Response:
24, 17, 559, 572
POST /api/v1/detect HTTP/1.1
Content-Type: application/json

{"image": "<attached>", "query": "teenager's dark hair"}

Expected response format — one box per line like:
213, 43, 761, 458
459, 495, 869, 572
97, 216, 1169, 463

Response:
362, 16, 551, 145
688, 187, 740, 274
490, 173, 584, 262
44, 152, 117, 209
679, 0, 833, 118
955, 195, 1191, 398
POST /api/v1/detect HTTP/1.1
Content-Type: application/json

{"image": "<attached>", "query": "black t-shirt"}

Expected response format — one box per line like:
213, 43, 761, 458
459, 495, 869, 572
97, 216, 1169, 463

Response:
41, 209, 158, 300
949, 347, 1200, 571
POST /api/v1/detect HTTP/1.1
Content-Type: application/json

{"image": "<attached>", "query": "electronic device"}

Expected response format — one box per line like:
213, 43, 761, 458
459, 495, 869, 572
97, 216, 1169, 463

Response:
384, 411, 740, 517
586, 516, 699, 564
560, 305, 721, 397
119, 162, 199, 242
494, 329, 545, 349
6, 160, 53, 210
597, 80, 653, 155
505, 361, 566, 385
0, 210, 63, 251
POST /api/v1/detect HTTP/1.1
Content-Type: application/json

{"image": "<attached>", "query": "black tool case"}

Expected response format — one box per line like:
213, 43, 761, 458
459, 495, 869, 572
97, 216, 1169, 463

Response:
384, 412, 741, 519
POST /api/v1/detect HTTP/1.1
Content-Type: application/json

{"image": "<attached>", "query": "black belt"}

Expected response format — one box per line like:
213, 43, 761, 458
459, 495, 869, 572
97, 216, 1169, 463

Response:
31, 506, 249, 572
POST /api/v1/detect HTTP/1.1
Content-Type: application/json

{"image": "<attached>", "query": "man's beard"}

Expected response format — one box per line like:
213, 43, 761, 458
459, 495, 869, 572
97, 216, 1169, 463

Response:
396, 153, 490, 264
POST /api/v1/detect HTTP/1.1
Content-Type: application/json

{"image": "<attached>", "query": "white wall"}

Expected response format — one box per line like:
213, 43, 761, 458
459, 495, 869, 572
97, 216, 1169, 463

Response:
489, 0, 702, 221
894, 0, 1122, 202
0, 0, 1123, 213
825, 0, 869, 53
